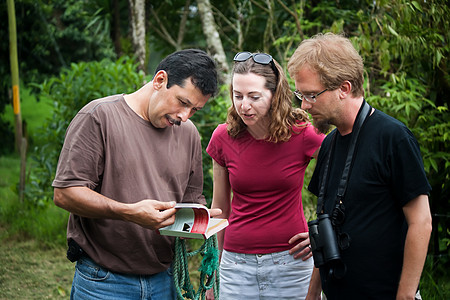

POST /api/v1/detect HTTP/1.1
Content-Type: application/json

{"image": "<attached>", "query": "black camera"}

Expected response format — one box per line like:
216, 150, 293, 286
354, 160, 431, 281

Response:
308, 214, 346, 279
67, 239, 84, 262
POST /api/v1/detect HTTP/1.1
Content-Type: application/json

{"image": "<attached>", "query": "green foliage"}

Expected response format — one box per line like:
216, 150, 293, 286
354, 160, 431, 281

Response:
190, 85, 230, 205
26, 56, 145, 206
2, 86, 55, 151
0, 154, 69, 247
2, 196, 69, 247
22, 0, 116, 79
0, 0, 117, 155
0, 156, 20, 204
420, 254, 450, 299
367, 74, 449, 174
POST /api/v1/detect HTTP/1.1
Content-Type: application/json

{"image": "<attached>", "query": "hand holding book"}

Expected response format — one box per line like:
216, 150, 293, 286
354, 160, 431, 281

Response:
159, 203, 228, 239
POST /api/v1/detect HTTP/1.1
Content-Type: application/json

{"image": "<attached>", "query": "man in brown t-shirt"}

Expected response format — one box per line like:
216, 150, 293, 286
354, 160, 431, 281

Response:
52, 49, 220, 299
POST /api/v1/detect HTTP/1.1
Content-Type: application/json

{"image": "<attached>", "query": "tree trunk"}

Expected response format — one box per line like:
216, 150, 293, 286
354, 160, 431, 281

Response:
7, 0, 26, 202
197, 0, 229, 85
129, 0, 146, 73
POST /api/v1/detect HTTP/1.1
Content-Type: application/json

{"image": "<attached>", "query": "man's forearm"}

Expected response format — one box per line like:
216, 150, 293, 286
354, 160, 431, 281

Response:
306, 267, 322, 300
53, 186, 178, 229
398, 195, 432, 299
397, 223, 431, 299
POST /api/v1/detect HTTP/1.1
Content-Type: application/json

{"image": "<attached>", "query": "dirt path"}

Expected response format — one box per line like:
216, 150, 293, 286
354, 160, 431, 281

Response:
0, 227, 73, 299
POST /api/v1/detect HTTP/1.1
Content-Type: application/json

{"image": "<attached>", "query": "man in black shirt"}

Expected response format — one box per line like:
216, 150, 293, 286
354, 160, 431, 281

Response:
288, 33, 432, 300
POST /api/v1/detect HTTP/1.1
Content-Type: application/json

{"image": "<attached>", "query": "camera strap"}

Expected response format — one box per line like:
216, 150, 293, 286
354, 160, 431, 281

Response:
316, 100, 371, 215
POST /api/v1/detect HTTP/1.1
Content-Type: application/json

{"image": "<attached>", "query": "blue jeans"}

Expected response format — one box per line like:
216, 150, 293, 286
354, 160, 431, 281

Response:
71, 256, 177, 300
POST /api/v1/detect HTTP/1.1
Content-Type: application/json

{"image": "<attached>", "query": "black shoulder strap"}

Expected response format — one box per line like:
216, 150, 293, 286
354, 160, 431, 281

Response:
316, 100, 371, 215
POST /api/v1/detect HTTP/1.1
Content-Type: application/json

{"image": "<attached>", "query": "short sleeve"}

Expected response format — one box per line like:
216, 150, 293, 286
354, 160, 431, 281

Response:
206, 124, 228, 167
389, 128, 431, 206
52, 111, 104, 190
307, 130, 334, 197
301, 124, 325, 159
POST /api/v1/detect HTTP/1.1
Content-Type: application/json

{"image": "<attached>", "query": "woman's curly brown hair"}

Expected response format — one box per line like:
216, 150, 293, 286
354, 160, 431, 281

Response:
227, 57, 310, 143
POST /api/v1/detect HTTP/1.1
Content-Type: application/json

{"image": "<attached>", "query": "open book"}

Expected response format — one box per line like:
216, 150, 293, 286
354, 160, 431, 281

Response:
159, 203, 228, 239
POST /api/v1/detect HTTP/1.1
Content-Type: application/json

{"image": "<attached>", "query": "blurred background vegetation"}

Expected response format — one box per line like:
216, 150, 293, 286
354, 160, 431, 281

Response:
1, 0, 448, 298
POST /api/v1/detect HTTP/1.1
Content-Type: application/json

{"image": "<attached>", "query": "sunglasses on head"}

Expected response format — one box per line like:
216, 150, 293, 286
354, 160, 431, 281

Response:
233, 51, 278, 76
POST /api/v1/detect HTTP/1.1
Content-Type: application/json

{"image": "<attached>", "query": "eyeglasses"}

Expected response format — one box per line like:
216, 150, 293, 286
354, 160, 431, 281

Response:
233, 51, 278, 76
294, 88, 328, 103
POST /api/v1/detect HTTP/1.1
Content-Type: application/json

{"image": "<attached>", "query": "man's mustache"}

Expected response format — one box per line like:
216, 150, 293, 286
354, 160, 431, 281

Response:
167, 115, 181, 126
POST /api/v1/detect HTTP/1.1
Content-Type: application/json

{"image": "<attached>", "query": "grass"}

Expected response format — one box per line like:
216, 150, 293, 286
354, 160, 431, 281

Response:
0, 225, 73, 299
0, 155, 20, 204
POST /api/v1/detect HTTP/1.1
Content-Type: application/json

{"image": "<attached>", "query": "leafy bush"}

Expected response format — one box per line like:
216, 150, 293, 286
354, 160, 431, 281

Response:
190, 85, 229, 205
0, 154, 69, 247
421, 254, 450, 299
26, 56, 145, 206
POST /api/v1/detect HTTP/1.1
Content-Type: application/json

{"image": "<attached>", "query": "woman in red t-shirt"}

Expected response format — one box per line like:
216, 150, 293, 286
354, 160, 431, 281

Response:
206, 52, 324, 300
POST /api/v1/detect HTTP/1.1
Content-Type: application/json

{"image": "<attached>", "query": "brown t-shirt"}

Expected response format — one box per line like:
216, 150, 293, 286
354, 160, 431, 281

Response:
52, 94, 206, 274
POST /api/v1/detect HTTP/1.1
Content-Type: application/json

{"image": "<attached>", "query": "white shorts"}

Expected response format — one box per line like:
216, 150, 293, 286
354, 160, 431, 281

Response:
219, 249, 314, 300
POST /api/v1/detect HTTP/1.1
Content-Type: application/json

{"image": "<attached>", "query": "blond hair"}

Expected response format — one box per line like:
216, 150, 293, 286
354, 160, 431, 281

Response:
288, 33, 364, 97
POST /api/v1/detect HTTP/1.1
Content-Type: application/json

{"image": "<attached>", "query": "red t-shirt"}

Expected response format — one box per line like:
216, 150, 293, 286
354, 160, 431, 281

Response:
207, 123, 324, 254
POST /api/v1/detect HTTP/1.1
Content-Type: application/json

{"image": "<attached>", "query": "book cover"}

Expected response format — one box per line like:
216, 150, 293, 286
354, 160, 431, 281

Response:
159, 203, 228, 239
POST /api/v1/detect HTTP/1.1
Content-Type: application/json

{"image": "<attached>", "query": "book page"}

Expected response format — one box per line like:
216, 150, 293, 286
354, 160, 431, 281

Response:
206, 218, 229, 236
163, 208, 195, 232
